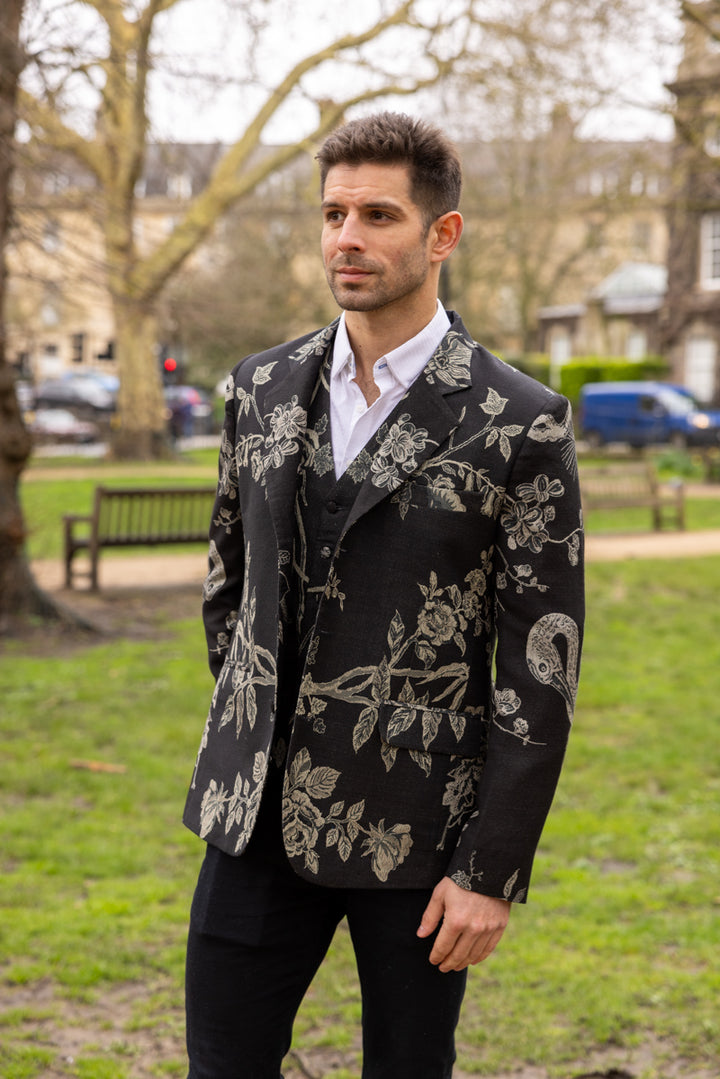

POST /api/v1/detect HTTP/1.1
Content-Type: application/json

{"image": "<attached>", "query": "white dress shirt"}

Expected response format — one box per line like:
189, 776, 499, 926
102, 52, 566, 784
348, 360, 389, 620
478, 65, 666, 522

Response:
330, 301, 451, 478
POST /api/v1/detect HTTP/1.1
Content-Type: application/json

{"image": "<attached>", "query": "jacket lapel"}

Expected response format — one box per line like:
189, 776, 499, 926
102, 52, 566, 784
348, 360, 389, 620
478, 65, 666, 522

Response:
260, 321, 338, 552
343, 317, 475, 533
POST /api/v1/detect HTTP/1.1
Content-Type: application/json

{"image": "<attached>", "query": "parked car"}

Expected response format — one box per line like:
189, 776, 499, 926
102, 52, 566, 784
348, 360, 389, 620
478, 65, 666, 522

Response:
164, 385, 214, 438
30, 408, 100, 444
34, 375, 116, 415
14, 379, 34, 414
579, 381, 720, 448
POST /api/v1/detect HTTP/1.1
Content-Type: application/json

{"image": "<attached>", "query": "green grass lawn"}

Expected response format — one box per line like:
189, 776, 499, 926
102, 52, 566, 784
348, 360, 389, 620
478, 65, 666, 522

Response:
19, 450, 720, 564
1, 553, 719, 1078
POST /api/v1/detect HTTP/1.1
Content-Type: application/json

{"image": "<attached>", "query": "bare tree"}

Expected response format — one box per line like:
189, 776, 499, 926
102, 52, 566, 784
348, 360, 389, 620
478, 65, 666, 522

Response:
17, 0, 479, 458
0, 0, 50, 632
14, 0, 678, 458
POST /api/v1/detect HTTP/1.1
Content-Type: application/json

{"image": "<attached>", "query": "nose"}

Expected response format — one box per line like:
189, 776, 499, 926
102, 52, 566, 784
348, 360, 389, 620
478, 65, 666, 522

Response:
336, 212, 364, 253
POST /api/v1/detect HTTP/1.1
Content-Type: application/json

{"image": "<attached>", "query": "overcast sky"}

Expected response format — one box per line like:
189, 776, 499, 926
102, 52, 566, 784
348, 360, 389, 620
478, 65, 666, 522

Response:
20, 0, 684, 145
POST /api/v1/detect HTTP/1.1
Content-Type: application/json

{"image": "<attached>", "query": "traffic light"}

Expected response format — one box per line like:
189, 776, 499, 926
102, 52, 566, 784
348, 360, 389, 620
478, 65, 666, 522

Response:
163, 356, 177, 374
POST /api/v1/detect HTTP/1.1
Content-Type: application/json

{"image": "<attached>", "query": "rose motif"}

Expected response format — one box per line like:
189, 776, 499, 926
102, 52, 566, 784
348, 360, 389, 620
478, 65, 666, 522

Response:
282, 789, 325, 858
417, 601, 458, 645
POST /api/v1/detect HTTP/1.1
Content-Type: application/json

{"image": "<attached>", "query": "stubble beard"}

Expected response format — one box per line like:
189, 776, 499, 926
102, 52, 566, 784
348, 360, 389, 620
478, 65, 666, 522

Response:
325, 246, 431, 314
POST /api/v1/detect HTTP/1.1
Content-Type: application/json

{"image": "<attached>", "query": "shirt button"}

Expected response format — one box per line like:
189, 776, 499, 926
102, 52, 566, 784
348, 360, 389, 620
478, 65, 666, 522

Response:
327, 500, 339, 514
320, 545, 332, 559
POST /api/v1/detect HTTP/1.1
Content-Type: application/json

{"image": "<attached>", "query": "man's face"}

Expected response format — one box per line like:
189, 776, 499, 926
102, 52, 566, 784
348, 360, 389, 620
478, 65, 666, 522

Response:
321, 162, 436, 314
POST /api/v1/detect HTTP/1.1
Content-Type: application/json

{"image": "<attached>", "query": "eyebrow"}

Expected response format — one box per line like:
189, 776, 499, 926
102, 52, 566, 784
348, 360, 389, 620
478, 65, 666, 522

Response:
321, 198, 405, 214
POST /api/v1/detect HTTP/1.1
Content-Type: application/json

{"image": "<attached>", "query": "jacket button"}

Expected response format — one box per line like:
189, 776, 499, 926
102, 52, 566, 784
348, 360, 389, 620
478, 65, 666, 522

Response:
327, 500, 339, 513
320, 545, 332, 558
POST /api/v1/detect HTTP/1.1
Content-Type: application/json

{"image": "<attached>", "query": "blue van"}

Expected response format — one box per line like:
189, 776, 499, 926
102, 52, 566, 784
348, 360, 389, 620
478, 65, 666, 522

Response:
578, 381, 720, 448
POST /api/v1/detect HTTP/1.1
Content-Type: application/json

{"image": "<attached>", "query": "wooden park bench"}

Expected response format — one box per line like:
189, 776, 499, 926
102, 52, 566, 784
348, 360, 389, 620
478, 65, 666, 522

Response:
63, 484, 216, 590
579, 460, 685, 532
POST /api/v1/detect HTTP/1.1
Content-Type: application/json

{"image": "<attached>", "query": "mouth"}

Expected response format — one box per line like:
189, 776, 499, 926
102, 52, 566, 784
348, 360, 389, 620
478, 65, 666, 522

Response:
333, 264, 373, 284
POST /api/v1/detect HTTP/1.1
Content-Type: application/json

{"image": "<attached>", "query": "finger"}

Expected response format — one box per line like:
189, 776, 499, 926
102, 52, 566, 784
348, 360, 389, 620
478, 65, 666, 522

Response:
467, 926, 506, 967
416, 891, 445, 939
428, 920, 465, 968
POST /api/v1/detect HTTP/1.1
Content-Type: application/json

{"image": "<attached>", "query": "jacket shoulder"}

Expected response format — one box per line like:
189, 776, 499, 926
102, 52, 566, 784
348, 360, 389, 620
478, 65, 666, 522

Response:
228, 321, 339, 392
472, 342, 567, 418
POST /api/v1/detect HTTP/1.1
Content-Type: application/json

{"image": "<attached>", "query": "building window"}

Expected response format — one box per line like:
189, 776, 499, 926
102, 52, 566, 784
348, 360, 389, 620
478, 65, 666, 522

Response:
630, 171, 644, 196
632, 220, 652, 256
626, 329, 647, 360
42, 219, 61, 252
705, 122, 720, 158
700, 213, 720, 290
685, 337, 717, 403
96, 340, 115, 362
71, 332, 85, 364
167, 172, 192, 199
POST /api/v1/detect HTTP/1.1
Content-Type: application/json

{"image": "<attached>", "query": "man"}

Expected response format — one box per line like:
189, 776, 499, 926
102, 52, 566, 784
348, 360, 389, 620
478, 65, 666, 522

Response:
184, 112, 584, 1078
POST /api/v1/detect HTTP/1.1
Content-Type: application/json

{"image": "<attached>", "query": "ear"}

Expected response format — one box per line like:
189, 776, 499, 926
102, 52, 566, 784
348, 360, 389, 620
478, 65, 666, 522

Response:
429, 211, 463, 264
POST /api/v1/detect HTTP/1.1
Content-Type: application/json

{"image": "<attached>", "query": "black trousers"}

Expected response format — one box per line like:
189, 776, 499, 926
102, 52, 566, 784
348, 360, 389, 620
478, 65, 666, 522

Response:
185, 842, 467, 1078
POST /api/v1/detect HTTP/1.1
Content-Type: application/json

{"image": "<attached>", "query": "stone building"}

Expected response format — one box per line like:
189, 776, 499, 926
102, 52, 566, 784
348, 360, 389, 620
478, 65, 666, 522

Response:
661, 1, 720, 405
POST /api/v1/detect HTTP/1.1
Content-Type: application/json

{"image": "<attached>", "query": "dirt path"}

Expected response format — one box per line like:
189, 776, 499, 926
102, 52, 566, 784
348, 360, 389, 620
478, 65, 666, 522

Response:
30, 525, 720, 598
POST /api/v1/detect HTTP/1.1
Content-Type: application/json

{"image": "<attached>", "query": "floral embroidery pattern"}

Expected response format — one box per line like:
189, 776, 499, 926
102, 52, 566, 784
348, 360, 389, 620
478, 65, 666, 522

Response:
299, 567, 491, 770
281, 747, 413, 880
188, 314, 584, 899
370, 414, 433, 491
199, 750, 268, 852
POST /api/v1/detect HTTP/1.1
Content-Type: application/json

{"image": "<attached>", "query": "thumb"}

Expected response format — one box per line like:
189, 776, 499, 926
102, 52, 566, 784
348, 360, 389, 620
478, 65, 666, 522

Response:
417, 886, 446, 938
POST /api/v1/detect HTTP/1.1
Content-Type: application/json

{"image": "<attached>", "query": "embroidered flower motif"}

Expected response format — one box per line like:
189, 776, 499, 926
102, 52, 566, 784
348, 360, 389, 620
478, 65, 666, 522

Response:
423, 331, 473, 387
370, 415, 430, 490
361, 820, 413, 882
501, 500, 553, 553
267, 397, 306, 442
282, 788, 326, 861
417, 601, 458, 645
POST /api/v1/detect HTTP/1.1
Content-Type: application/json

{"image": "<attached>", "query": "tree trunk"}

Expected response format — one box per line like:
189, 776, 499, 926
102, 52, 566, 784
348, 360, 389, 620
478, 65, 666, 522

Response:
0, 0, 91, 634
110, 301, 171, 459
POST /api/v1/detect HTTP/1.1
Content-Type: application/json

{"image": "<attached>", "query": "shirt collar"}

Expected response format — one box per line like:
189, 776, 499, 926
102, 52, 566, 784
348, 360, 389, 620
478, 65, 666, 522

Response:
331, 300, 451, 388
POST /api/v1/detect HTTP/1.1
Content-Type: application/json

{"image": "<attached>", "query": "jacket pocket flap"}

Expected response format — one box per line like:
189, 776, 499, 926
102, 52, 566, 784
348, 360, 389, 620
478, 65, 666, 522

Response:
379, 703, 486, 758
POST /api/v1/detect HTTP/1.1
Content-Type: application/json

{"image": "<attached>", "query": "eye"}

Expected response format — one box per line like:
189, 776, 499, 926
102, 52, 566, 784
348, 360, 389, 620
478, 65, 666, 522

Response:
324, 210, 344, 224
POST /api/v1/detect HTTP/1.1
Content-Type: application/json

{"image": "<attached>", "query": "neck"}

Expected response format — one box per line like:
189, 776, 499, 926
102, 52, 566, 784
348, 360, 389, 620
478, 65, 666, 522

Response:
344, 294, 440, 377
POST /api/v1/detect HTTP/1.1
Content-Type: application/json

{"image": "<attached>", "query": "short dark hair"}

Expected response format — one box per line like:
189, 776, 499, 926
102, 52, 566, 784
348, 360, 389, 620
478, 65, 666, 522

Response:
316, 111, 462, 226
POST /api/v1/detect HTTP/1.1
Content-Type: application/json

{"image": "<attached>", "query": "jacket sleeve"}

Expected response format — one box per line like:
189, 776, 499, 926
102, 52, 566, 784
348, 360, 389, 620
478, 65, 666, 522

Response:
446, 394, 585, 902
202, 374, 245, 681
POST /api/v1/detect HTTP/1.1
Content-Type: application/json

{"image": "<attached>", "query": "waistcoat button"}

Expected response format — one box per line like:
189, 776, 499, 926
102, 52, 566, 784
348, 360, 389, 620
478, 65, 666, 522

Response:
320, 545, 332, 558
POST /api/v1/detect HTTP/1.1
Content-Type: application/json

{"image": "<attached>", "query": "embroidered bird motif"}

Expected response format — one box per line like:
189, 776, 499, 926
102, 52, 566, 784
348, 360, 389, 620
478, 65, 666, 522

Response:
526, 612, 580, 722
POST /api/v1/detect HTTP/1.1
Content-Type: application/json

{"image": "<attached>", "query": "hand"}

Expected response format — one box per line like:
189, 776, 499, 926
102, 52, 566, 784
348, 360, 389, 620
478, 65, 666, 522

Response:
417, 877, 511, 972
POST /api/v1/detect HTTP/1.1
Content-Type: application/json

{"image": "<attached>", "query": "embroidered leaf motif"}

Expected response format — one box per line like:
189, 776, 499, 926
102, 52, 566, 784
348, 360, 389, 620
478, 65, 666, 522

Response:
414, 640, 436, 667
386, 706, 416, 739
199, 779, 227, 838
288, 746, 312, 786
305, 766, 340, 799
252, 362, 276, 385
481, 388, 509, 417
353, 706, 378, 752
410, 749, 432, 776
338, 834, 352, 862
387, 611, 405, 653
503, 868, 520, 900
422, 710, 441, 749
449, 711, 467, 742
381, 742, 397, 772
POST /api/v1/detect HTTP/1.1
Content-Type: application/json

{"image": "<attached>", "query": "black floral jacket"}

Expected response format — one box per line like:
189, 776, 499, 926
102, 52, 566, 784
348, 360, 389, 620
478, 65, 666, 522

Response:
183, 313, 585, 902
